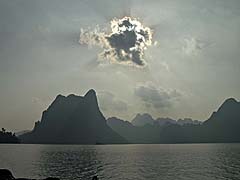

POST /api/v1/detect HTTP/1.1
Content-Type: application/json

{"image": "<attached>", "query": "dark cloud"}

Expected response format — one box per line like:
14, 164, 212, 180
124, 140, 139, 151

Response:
97, 91, 128, 112
80, 17, 153, 67
134, 82, 181, 109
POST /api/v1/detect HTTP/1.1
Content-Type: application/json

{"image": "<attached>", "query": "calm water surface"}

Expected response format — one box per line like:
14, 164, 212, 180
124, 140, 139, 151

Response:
0, 144, 240, 180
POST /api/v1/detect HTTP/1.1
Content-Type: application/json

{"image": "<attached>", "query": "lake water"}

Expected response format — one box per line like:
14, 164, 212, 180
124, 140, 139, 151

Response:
0, 144, 240, 180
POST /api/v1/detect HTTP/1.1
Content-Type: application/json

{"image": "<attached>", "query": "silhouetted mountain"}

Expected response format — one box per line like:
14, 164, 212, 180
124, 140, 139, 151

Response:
107, 117, 161, 143
109, 98, 240, 143
20, 89, 127, 144
156, 117, 177, 126
0, 128, 20, 143
177, 118, 201, 125
159, 98, 240, 143
131, 113, 155, 126
204, 98, 240, 125
131, 113, 201, 127
18, 93, 240, 144
107, 117, 137, 142
201, 98, 240, 142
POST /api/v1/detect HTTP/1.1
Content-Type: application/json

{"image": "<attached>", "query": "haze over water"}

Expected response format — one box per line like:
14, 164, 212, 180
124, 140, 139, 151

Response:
1, 144, 240, 180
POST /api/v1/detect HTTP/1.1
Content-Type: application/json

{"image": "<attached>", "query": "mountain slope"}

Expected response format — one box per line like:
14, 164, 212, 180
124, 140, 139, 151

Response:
20, 89, 127, 144
108, 117, 161, 143
201, 98, 240, 142
131, 113, 155, 126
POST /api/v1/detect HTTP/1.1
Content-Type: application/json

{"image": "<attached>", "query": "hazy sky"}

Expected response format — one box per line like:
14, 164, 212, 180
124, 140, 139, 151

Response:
1, 0, 240, 131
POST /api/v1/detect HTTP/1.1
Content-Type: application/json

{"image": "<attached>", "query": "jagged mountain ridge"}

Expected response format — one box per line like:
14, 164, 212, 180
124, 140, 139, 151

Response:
19, 91, 240, 144
108, 98, 240, 143
131, 113, 201, 127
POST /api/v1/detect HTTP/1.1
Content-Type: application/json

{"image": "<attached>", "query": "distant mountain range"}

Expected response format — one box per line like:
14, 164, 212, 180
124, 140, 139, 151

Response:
131, 113, 201, 127
17, 89, 240, 144
20, 89, 127, 144
108, 97, 240, 143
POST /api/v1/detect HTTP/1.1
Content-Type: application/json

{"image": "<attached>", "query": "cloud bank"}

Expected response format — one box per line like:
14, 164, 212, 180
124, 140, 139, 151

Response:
98, 91, 128, 112
80, 17, 153, 67
134, 82, 181, 109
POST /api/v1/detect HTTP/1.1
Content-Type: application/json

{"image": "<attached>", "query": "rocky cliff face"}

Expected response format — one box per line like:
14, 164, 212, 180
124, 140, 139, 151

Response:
20, 89, 127, 144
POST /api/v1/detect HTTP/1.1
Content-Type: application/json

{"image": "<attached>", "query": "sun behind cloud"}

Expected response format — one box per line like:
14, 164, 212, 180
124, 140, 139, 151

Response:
79, 16, 153, 67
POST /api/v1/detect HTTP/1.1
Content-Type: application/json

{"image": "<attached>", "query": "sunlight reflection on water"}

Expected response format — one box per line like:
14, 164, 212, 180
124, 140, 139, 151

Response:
0, 144, 240, 180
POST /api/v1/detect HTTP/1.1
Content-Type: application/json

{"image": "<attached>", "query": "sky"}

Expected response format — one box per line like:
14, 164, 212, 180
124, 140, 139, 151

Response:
0, 0, 240, 131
